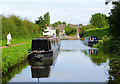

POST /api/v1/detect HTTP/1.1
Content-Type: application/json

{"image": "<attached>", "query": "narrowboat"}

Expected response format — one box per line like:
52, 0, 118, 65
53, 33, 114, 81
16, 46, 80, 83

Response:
83, 36, 98, 46
28, 37, 60, 59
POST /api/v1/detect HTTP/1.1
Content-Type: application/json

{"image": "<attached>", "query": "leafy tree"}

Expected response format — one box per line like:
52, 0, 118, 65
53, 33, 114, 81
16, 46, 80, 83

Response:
65, 26, 77, 35
79, 24, 82, 26
56, 29, 60, 36
35, 16, 47, 34
79, 28, 85, 38
63, 21, 66, 25
90, 13, 109, 28
44, 12, 50, 26
84, 24, 95, 30
79, 25, 95, 38
52, 21, 66, 27
109, 2, 120, 38
2, 15, 40, 39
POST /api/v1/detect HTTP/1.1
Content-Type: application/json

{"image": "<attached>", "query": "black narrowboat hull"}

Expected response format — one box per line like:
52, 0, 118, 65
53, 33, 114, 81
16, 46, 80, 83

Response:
28, 44, 59, 60
28, 37, 60, 60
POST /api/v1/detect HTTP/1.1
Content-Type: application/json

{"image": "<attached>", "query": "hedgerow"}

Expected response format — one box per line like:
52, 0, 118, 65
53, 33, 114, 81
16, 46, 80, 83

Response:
2, 15, 41, 40
65, 26, 77, 36
83, 28, 110, 39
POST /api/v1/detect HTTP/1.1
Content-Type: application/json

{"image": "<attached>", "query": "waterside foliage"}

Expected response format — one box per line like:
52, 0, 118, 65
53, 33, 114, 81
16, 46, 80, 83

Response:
2, 43, 31, 73
83, 28, 110, 40
65, 26, 77, 36
2, 60, 28, 84
2, 15, 40, 40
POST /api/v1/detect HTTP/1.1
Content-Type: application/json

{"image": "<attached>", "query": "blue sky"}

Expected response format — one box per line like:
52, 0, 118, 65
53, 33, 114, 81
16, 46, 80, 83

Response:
0, 0, 113, 25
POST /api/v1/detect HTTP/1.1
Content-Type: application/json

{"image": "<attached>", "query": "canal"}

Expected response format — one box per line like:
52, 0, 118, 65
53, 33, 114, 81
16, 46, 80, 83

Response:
3, 40, 111, 83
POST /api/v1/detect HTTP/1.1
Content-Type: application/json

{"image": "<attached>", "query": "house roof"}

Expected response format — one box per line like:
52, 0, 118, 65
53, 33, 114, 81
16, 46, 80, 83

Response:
55, 24, 66, 31
54, 24, 82, 31
69, 25, 82, 29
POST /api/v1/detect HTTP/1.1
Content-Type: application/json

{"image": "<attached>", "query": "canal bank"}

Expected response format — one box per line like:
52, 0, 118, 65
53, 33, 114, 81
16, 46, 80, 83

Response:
2, 42, 31, 74
2, 40, 115, 83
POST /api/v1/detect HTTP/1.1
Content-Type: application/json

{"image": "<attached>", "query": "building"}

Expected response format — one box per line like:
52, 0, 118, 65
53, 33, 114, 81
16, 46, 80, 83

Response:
43, 26, 56, 37
55, 24, 66, 35
69, 24, 82, 29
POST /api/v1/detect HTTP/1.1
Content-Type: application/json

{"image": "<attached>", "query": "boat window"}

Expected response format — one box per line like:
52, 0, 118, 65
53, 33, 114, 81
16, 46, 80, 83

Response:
32, 40, 49, 51
48, 40, 51, 50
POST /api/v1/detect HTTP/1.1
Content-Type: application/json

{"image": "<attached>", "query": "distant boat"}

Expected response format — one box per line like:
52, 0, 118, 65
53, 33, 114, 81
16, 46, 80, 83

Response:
83, 36, 98, 46
28, 37, 60, 59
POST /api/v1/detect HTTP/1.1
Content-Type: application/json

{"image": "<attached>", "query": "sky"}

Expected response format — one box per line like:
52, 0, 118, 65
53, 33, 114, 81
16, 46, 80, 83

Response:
0, 0, 113, 25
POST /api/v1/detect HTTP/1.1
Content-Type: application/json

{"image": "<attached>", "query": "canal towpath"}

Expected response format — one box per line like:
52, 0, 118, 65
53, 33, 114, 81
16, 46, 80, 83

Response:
0, 43, 26, 49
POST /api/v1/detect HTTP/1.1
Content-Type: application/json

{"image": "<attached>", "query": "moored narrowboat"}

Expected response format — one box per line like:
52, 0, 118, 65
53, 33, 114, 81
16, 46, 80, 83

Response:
83, 36, 98, 46
28, 37, 60, 59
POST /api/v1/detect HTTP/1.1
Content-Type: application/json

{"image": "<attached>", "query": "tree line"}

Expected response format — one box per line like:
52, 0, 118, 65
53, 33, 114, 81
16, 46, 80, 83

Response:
2, 12, 50, 40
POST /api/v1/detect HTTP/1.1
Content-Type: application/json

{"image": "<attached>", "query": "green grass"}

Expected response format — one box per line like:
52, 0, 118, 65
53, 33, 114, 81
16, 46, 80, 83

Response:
2, 60, 28, 84
2, 42, 31, 73
1, 38, 33, 46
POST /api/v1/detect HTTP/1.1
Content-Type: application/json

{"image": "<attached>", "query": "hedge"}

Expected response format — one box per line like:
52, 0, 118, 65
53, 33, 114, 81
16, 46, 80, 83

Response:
83, 28, 110, 39
65, 26, 77, 36
2, 15, 41, 40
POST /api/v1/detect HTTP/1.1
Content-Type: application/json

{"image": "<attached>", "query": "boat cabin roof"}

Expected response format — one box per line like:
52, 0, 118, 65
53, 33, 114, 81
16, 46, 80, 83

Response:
33, 37, 56, 41
31, 37, 57, 51
85, 36, 98, 39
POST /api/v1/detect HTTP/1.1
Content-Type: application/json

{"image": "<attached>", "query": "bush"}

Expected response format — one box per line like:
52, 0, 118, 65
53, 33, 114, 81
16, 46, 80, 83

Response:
102, 35, 111, 43
79, 25, 96, 38
79, 27, 85, 38
65, 26, 77, 36
2, 15, 41, 40
56, 29, 60, 36
83, 28, 110, 39
93, 40, 104, 48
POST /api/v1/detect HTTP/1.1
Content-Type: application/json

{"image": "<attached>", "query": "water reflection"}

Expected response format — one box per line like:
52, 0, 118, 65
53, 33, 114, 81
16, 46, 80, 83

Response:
2, 40, 113, 82
28, 58, 55, 80
2, 60, 28, 84
82, 49, 109, 66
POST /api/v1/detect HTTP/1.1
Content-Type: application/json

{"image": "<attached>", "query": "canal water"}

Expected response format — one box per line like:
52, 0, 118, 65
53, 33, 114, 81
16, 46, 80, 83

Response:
3, 40, 111, 83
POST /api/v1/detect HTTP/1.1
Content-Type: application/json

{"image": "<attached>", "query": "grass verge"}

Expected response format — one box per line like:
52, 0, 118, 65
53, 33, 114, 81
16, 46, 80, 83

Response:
1, 38, 32, 47
2, 42, 31, 74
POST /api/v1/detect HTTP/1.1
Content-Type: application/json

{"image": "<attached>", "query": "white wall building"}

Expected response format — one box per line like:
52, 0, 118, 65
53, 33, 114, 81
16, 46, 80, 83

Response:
59, 30, 65, 35
43, 27, 56, 37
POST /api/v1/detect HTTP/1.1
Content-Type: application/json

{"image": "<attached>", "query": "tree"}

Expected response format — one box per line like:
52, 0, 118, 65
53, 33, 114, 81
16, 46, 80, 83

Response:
63, 21, 66, 25
109, 2, 120, 38
35, 16, 47, 34
90, 13, 109, 28
65, 26, 77, 35
52, 21, 66, 27
79, 24, 82, 26
44, 12, 50, 26
56, 29, 60, 36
